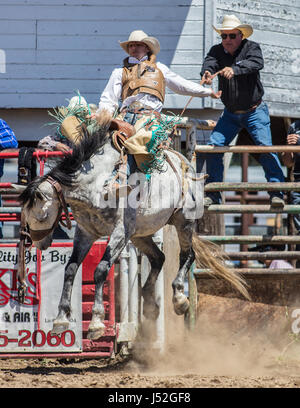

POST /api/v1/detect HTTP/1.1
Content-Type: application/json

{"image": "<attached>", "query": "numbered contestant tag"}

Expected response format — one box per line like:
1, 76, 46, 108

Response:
0, 245, 82, 353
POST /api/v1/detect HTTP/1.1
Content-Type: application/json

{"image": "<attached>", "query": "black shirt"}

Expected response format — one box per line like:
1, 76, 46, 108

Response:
289, 120, 300, 177
201, 39, 265, 112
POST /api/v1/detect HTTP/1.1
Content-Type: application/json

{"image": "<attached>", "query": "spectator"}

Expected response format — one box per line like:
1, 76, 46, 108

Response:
201, 14, 285, 208
0, 119, 18, 238
249, 244, 293, 269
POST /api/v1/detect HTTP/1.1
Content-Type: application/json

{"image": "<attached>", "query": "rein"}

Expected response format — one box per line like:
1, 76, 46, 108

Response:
46, 176, 72, 230
165, 149, 208, 214
170, 70, 222, 139
17, 211, 33, 303
161, 70, 219, 205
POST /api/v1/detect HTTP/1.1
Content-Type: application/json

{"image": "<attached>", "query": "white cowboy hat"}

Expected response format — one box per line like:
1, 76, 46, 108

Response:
119, 30, 160, 55
213, 15, 253, 39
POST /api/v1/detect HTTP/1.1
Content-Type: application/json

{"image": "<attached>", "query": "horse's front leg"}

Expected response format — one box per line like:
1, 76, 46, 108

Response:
52, 227, 94, 334
88, 223, 129, 340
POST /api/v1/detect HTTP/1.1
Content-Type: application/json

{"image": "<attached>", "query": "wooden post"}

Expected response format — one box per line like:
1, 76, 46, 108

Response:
283, 117, 296, 265
184, 262, 197, 330
241, 152, 249, 268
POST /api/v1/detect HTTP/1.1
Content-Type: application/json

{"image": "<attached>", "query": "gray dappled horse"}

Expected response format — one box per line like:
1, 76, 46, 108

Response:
19, 113, 249, 340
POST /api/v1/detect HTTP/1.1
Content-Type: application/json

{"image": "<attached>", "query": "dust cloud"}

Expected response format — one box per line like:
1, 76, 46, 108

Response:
132, 294, 300, 380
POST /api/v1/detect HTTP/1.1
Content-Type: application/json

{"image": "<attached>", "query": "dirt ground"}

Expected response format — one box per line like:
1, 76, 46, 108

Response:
1, 352, 300, 389
1, 322, 300, 389
2, 293, 300, 389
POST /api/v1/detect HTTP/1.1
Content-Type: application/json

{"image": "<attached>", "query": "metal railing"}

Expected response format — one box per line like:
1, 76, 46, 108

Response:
185, 144, 300, 329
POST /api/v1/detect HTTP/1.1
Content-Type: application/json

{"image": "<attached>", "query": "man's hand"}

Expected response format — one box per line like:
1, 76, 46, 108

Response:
287, 133, 300, 145
219, 67, 234, 80
210, 90, 222, 99
282, 133, 299, 168
202, 70, 213, 85
206, 120, 217, 128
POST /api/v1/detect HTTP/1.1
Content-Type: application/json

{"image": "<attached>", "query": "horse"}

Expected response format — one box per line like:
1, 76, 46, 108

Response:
19, 112, 249, 340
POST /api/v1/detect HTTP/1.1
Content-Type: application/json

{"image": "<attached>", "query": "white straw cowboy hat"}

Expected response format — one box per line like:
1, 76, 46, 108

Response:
119, 30, 160, 55
213, 15, 253, 39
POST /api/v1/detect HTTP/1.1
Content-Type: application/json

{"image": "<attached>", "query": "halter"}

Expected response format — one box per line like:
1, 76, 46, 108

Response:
28, 175, 72, 241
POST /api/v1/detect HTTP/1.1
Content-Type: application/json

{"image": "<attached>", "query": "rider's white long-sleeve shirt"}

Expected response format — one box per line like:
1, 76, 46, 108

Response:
98, 56, 212, 115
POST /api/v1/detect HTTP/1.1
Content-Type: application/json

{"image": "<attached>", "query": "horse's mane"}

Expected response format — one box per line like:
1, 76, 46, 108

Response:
20, 120, 111, 207
48, 124, 111, 186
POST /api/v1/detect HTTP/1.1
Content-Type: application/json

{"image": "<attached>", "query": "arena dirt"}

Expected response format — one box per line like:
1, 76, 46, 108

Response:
1, 340, 300, 388
1, 296, 300, 388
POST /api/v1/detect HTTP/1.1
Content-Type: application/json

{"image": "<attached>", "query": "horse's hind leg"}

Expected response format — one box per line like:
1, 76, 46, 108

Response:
170, 213, 195, 315
131, 236, 165, 320
52, 227, 94, 334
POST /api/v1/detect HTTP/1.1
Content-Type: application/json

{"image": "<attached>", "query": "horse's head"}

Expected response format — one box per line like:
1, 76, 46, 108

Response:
19, 177, 63, 250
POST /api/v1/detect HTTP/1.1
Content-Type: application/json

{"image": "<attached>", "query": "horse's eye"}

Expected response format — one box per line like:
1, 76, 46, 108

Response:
36, 192, 44, 201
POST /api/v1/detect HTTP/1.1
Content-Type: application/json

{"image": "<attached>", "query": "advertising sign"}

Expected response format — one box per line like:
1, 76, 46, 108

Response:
0, 244, 82, 353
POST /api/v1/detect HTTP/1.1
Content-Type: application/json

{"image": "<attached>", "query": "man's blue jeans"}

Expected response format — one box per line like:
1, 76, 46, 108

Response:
205, 102, 285, 203
291, 190, 300, 233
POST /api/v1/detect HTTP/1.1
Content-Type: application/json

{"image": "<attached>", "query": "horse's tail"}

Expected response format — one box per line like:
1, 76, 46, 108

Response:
192, 233, 250, 301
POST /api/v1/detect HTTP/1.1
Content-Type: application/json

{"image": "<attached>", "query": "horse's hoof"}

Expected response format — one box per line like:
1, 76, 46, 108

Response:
52, 320, 69, 335
87, 327, 105, 340
173, 295, 190, 315
87, 320, 106, 340
143, 302, 160, 321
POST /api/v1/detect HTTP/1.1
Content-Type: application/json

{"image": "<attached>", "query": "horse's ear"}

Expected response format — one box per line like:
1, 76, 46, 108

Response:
95, 109, 113, 130
11, 183, 27, 193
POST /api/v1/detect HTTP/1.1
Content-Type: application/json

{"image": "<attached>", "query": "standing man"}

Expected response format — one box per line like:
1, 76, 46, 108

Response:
201, 15, 285, 207
0, 119, 18, 238
97, 30, 221, 176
